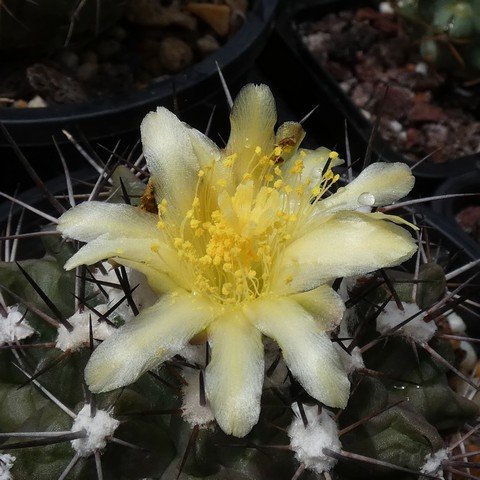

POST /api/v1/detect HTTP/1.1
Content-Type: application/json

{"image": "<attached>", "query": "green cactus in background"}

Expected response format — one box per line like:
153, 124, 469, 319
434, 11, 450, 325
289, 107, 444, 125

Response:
0, 84, 480, 479
0, 0, 127, 55
392, 0, 480, 74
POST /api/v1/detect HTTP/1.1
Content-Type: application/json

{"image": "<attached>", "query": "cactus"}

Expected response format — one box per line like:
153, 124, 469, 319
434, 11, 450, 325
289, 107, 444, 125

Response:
0, 84, 479, 480
392, 0, 480, 74
0, 0, 127, 55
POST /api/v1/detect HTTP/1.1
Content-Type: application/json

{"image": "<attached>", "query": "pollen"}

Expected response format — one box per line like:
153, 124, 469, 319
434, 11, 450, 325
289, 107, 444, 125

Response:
163, 144, 341, 305
329, 151, 339, 159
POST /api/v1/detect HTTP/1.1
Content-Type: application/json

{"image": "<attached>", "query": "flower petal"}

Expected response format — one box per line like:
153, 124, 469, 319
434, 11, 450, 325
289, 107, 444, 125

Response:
318, 162, 414, 214
281, 147, 343, 185
64, 234, 174, 273
274, 211, 417, 294
85, 292, 216, 392
205, 310, 264, 437
226, 84, 277, 181
290, 285, 345, 331
57, 202, 159, 242
141, 107, 200, 218
246, 297, 350, 408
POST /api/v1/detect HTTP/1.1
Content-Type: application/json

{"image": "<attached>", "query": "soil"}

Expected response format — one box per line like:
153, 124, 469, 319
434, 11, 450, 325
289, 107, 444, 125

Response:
0, 0, 248, 109
456, 205, 480, 243
299, 4, 480, 164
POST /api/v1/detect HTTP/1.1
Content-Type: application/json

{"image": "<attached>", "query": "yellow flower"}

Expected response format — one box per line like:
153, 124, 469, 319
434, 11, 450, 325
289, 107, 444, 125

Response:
57, 84, 417, 437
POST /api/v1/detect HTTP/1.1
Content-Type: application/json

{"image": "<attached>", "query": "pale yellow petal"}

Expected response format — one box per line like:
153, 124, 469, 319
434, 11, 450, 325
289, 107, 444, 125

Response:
64, 235, 172, 273
245, 297, 350, 408
111, 258, 183, 295
281, 147, 343, 185
274, 211, 417, 294
226, 84, 277, 181
57, 201, 159, 242
318, 162, 414, 213
141, 107, 199, 218
290, 285, 345, 331
85, 292, 217, 392
205, 310, 264, 437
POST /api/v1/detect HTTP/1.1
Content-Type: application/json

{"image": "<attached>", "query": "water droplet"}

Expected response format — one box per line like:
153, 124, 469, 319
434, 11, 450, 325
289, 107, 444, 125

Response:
358, 192, 375, 206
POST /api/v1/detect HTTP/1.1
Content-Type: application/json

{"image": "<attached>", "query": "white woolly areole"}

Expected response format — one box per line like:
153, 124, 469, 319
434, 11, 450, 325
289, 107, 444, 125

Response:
421, 449, 448, 476
376, 301, 437, 343
181, 370, 215, 428
94, 263, 156, 322
56, 305, 115, 352
0, 305, 34, 344
0, 453, 15, 480
335, 344, 364, 374
71, 405, 119, 457
446, 312, 466, 334
288, 404, 341, 474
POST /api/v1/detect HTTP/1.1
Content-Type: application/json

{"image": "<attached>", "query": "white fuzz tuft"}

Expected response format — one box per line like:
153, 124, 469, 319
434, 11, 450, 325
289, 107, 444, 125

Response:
0, 305, 35, 345
421, 449, 448, 477
335, 345, 364, 374
0, 453, 15, 480
446, 311, 466, 334
71, 404, 119, 457
181, 370, 215, 428
56, 305, 115, 352
288, 404, 341, 474
379, 1, 394, 14
376, 301, 437, 343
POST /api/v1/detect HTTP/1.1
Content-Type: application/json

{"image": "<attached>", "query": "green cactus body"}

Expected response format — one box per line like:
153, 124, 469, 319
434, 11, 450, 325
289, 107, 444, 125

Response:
0, 0, 127, 55
393, 0, 480, 74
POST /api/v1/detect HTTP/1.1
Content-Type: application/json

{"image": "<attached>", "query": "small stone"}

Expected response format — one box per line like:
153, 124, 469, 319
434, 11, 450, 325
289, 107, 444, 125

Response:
77, 62, 99, 82
159, 37, 194, 73
375, 84, 415, 118
409, 103, 447, 122
60, 50, 79, 70
351, 82, 373, 107
127, 0, 197, 30
111, 26, 127, 41
197, 35, 221, 56
81, 51, 99, 64
96, 39, 121, 59
185, 3, 231, 36
27, 95, 47, 108
13, 99, 28, 108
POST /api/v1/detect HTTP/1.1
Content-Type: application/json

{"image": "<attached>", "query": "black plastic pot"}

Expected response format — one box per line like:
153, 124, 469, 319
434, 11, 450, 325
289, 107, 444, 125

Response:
431, 171, 480, 253
275, 0, 480, 179
0, 0, 278, 147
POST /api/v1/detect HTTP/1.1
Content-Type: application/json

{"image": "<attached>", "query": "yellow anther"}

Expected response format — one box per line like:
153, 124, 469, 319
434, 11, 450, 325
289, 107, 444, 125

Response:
174, 238, 183, 248
274, 146, 282, 156
192, 197, 200, 207
157, 220, 165, 230
222, 283, 233, 295
255, 146, 262, 154
284, 185, 293, 194
247, 270, 257, 279
274, 166, 282, 176
190, 219, 201, 229
312, 186, 321, 196
195, 228, 205, 237
329, 151, 339, 159
273, 179, 283, 189
223, 263, 233, 272
290, 159, 304, 174
186, 209, 194, 219
199, 255, 212, 265
223, 155, 236, 167
198, 170, 205, 177
265, 174, 274, 182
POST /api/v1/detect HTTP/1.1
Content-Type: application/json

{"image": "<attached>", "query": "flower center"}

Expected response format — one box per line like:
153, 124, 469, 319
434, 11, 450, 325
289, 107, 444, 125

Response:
153, 145, 340, 305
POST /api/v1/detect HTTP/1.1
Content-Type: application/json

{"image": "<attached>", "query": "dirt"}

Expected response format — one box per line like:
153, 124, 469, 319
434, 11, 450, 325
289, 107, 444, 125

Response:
299, 5, 480, 164
456, 205, 480, 243
0, 0, 249, 109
